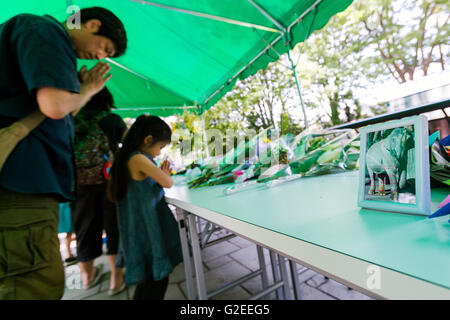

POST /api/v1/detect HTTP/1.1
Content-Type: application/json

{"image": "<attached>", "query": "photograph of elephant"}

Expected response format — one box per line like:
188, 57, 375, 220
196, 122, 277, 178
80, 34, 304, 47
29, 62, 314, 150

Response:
364, 125, 416, 204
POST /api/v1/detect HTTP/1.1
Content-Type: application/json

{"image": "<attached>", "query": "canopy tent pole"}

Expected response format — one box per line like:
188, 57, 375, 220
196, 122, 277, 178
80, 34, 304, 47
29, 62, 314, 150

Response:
287, 50, 309, 129
105, 58, 195, 105
287, 0, 323, 35
247, 0, 286, 32
131, 0, 282, 34
246, 0, 318, 129
129, 0, 324, 129
200, 107, 210, 158
203, 33, 283, 106
114, 106, 198, 112
249, 29, 310, 129
287, 1, 321, 129
203, 0, 324, 106
284, 2, 321, 131
105, 58, 153, 82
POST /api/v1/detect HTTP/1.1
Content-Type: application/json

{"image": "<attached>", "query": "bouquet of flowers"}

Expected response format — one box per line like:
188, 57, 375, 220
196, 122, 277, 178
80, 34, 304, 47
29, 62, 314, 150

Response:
232, 134, 295, 182
186, 127, 274, 188
429, 134, 450, 187
224, 129, 360, 194
259, 129, 359, 183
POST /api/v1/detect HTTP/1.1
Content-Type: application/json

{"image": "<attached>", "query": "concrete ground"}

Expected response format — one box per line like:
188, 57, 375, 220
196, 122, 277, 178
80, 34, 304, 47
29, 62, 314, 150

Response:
59, 226, 374, 301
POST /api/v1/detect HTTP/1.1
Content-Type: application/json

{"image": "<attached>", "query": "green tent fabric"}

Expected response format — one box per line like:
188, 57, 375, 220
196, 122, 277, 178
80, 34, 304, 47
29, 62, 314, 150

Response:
1, 0, 353, 118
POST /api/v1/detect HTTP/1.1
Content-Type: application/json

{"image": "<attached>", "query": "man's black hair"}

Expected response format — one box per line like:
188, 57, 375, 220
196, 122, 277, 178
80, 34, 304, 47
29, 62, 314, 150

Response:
79, 7, 127, 57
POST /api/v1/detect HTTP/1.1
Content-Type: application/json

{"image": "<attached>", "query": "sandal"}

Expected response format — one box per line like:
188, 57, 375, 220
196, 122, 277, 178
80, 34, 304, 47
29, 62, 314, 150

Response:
64, 256, 78, 267
108, 281, 127, 296
83, 264, 105, 290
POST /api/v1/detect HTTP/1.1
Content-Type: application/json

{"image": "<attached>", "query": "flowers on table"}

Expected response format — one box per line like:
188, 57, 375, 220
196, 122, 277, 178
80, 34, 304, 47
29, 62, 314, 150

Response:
186, 127, 275, 188
225, 129, 360, 194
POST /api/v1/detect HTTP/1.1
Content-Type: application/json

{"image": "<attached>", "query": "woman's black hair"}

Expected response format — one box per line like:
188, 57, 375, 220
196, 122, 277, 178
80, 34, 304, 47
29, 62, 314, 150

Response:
79, 7, 127, 57
75, 86, 114, 138
82, 86, 115, 113
107, 115, 172, 202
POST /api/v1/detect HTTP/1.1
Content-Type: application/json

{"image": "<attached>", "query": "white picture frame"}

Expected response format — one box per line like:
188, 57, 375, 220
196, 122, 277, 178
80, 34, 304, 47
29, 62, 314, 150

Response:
357, 115, 431, 215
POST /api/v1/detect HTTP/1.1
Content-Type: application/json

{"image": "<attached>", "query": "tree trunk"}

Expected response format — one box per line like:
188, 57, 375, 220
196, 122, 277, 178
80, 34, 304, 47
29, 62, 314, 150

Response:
329, 91, 341, 125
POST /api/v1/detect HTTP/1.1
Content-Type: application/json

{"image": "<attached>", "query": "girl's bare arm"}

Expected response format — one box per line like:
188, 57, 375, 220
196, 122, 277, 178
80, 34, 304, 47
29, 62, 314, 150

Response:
128, 154, 173, 188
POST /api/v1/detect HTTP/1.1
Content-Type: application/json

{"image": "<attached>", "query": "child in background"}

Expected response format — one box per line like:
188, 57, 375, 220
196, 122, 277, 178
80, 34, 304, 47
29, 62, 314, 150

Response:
107, 115, 182, 300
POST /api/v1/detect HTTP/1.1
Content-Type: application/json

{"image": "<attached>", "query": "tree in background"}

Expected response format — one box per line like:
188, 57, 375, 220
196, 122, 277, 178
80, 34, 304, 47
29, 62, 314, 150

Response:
173, 0, 449, 139
202, 100, 247, 156
281, 0, 448, 127
170, 110, 203, 158
288, 6, 370, 127
356, 0, 449, 83
203, 60, 304, 136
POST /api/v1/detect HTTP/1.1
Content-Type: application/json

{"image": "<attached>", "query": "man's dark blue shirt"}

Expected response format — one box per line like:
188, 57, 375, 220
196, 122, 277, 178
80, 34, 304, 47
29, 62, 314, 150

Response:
0, 14, 81, 201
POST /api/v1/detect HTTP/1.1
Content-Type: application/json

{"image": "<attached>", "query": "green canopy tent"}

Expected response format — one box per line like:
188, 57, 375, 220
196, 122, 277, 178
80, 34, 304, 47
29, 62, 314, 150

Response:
1, 0, 353, 122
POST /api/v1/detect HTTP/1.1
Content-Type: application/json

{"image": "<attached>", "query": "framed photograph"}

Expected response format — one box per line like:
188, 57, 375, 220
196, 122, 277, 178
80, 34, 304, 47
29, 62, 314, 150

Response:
357, 115, 431, 215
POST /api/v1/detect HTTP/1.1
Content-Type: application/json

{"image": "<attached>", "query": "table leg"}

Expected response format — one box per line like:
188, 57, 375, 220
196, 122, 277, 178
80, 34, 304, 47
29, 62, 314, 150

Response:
256, 245, 269, 299
269, 250, 283, 299
199, 221, 211, 248
175, 207, 195, 300
278, 255, 293, 300
187, 213, 207, 300
289, 260, 302, 300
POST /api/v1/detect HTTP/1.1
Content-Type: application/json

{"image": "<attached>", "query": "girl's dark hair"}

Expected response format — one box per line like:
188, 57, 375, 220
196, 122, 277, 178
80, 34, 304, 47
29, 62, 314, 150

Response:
107, 115, 172, 202
79, 7, 127, 57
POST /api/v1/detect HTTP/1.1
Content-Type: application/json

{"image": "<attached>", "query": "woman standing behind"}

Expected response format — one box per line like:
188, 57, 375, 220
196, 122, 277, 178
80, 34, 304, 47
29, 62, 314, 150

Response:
107, 115, 182, 300
72, 87, 126, 294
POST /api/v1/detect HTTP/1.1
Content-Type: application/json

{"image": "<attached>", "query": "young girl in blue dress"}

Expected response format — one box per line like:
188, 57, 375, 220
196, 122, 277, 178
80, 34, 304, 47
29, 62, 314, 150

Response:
107, 115, 182, 300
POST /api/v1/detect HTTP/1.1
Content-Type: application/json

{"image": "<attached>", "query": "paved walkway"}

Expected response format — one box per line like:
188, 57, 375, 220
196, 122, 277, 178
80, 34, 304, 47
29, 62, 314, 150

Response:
59, 228, 373, 300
